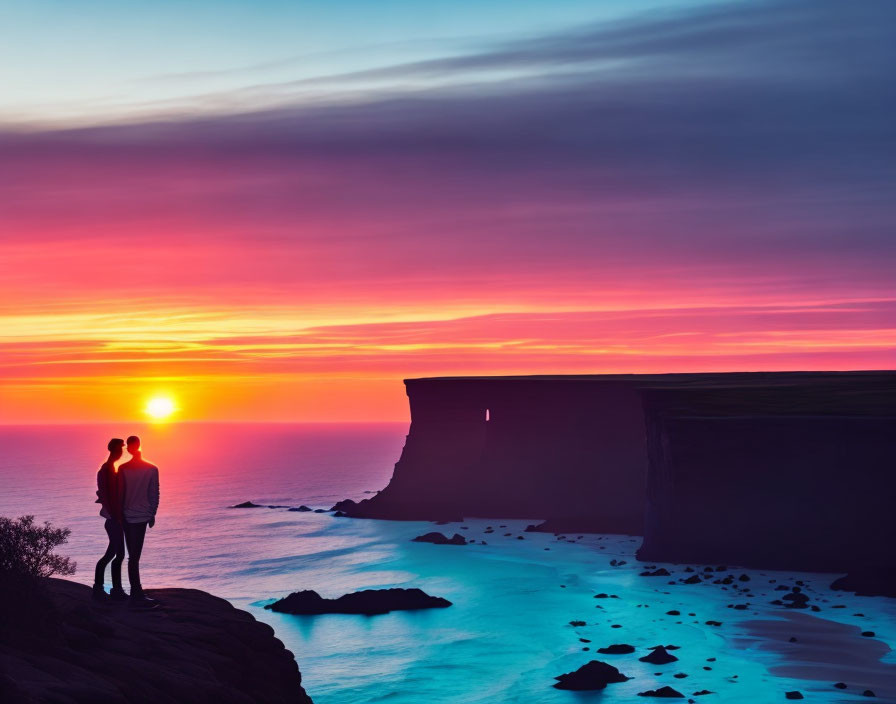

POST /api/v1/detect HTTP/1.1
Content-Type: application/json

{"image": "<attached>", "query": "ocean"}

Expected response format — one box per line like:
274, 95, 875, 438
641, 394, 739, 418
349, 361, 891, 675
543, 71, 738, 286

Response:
1, 423, 893, 703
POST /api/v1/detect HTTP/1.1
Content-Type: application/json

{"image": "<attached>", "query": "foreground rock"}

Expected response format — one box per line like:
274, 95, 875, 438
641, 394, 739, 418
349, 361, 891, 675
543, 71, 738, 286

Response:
553, 660, 630, 690
0, 578, 312, 704
265, 588, 452, 616
411, 531, 467, 545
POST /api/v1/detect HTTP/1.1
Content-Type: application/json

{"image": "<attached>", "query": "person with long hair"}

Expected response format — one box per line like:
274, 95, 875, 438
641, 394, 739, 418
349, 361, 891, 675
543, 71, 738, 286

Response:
93, 437, 128, 601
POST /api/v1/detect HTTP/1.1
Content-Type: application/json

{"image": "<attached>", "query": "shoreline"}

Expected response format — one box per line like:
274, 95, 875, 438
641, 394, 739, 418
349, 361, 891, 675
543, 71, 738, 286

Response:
243, 512, 896, 703
736, 611, 896, 701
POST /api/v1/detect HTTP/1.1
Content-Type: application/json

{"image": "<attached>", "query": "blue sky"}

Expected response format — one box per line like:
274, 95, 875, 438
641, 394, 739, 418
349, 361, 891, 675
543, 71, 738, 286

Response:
0, 0, 711, 124
2, 0, 895, 421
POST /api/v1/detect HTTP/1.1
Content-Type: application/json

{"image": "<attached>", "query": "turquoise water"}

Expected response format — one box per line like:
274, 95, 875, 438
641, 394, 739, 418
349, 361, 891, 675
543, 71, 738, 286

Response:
1, 423, 893, 703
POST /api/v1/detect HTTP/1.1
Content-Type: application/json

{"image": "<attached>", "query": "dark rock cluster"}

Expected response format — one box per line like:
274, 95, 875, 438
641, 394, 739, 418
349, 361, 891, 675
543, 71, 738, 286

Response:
552, 660, 630, 690
264, 588, 452, 616
412, 531, 467, 545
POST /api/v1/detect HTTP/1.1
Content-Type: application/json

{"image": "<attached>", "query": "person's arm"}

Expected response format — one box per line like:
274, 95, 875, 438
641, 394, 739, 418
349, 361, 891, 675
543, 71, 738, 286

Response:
113, 470, 125, 523
96, 468, 106, 506
120, 469, 128, 520
148, 466, 160, 527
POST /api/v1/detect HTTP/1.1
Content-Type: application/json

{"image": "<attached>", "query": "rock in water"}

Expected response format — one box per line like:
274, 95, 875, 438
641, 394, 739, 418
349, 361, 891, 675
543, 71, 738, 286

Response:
265, 588, 452, 615
411, 531, 467, 545
785, 692, 804, 700
638, 685, 685, 697
598, 644, 636, 654
552, 660, 631, 690
329, 498, 358, 513
781, 587, 810, 609
231, 500, 263, 508
639, 646, 679, 665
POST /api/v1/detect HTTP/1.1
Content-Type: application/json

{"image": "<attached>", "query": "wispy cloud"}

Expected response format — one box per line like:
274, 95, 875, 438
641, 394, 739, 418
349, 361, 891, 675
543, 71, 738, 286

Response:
1, 0, 894, 420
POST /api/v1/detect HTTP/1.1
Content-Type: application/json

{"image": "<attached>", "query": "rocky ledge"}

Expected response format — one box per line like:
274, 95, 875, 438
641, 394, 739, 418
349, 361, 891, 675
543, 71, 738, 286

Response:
0, 578, 312, 704
265, 588, 452, 616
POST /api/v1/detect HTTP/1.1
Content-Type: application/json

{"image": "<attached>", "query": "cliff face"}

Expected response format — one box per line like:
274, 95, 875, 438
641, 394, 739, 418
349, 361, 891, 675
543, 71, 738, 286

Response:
0, 578, 312, 704
341, 371, 896, 572
344, 376, 651, 534
637, 378, 896, 571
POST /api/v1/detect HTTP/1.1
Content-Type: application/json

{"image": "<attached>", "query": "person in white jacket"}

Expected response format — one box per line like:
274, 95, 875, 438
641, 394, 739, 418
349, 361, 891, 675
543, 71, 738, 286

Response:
120, 435, 160, 608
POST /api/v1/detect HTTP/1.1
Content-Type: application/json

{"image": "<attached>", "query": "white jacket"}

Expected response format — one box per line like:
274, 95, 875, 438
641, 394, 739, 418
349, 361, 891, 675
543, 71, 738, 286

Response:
121, 464, 160, 523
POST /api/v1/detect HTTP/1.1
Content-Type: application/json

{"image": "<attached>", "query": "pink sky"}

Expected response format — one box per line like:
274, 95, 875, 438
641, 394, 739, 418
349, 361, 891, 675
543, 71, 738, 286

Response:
2, 1, 894, 422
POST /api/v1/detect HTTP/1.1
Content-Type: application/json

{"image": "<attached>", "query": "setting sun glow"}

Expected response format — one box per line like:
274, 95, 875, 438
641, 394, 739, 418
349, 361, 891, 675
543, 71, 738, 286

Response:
145, 396, 177, 421
0, 2, 893, 427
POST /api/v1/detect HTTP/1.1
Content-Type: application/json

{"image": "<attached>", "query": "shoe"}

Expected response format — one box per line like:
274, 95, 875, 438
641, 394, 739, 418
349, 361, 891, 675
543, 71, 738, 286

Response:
109, 587, 129, 602
92, 584, 107, 601
128, 594, 159, 609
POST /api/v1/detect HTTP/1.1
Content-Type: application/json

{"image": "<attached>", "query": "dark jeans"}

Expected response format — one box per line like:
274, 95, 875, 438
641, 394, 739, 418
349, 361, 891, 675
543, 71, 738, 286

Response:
123, 520, 149, 596
94, 518, 125, 590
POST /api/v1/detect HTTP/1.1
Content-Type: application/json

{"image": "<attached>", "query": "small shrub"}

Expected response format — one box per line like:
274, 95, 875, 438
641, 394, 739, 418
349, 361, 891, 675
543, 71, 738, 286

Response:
0, 516, 73, 642
0, 515, 76, 578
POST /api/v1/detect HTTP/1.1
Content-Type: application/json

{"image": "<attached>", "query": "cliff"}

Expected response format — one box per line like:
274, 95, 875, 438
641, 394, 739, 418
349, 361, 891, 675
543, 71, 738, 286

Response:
637, 376, 896, 571
339, 372, 896, 546
0, 578, 312, 704
338, 375, 653, 533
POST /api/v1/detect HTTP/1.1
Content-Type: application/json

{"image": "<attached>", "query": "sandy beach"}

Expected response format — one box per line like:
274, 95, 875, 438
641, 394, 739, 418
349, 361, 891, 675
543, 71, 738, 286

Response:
738, 611, 896, 702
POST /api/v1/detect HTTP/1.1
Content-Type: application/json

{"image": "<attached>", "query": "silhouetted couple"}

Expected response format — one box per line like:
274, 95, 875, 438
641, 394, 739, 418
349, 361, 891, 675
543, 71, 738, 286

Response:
94, 436, 160, 608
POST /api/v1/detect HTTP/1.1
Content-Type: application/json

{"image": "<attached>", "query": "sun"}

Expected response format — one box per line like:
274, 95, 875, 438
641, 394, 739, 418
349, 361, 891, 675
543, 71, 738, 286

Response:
145, 395, 177, 421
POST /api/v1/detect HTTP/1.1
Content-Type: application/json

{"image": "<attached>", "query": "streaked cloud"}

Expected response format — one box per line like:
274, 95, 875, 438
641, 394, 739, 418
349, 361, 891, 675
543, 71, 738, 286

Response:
1, 0, 894, 421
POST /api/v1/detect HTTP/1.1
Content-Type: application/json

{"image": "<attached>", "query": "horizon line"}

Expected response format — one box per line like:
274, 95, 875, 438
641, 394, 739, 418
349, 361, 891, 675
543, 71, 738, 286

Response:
0, 419, 411, 427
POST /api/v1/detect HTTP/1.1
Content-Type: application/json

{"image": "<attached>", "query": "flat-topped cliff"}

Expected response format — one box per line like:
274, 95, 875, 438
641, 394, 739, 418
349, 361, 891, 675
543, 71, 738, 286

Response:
339, 374, 656, 532
337, 371, 896, 573
637, 378, 896, 571
0, 578, 313, 704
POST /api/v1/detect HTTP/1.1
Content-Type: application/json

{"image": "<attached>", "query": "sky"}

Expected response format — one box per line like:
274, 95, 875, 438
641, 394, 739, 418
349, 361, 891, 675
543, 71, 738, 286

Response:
1, 0, 895, 422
